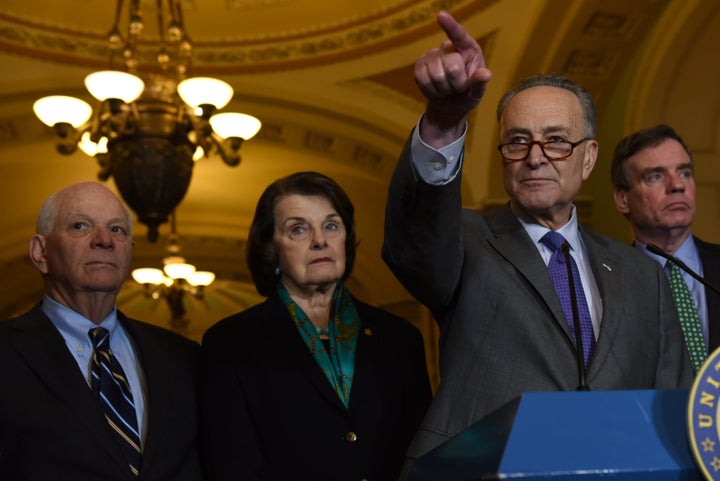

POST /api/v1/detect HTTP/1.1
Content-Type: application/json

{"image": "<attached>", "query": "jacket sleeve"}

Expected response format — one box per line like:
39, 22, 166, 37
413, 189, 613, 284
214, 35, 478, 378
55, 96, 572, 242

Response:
402, 322, 433, 437
199, 328, 267, 481
382, 131, 465, 318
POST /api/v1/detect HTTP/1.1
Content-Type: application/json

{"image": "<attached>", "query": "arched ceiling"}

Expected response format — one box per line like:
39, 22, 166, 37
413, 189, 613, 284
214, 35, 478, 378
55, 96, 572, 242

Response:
1, 0, 718, 341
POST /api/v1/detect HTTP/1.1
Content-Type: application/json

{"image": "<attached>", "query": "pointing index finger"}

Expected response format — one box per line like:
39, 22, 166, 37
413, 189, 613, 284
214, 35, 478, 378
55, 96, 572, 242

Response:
436, 10, 481, 60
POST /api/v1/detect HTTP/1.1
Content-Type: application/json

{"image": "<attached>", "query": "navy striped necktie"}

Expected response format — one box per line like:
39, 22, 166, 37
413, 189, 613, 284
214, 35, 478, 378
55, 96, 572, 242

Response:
89, 327, 142, 476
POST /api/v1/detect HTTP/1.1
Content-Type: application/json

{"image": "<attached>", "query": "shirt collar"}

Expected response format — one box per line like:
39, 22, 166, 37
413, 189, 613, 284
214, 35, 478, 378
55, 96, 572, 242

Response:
41, 295, 119, 348
519, 205, 582, 252
637, 235, 701, 274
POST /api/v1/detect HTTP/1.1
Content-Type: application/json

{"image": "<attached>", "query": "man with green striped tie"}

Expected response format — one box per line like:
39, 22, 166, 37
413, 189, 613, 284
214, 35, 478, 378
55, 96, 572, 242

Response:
612, 124, 720, 373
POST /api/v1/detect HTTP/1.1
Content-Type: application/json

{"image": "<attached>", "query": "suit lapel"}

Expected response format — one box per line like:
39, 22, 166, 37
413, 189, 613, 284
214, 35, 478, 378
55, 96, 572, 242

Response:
9, 306, 131, 474
121, 317, 164, 464
346, 302, 381, 414
579, 229, 622, 379
264, 294, 348, 412
696, 237, 720, 351
485, 206, 625, 379
485, 206, 573, 340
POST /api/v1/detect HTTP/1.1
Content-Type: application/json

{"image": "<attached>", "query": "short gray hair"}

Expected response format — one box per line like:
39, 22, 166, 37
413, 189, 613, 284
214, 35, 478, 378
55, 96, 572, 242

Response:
496, 74, 597, 139
36, 193, 57, 236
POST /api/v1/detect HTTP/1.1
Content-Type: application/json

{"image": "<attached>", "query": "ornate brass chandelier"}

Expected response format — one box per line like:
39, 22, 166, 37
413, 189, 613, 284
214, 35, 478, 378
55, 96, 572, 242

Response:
32, 0, 261, 242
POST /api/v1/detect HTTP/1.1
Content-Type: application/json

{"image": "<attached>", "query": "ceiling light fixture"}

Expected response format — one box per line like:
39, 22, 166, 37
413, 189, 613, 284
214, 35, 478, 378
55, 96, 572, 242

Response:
32, 0, 261, 242
131, 213, 214, 331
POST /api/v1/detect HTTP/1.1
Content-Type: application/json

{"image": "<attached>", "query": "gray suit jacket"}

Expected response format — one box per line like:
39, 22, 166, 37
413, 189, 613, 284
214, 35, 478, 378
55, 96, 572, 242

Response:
382, 136, 694, 459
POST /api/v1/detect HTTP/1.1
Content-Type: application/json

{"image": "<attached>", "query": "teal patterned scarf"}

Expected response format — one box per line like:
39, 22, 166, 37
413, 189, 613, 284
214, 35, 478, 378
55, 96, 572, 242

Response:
278, 282, 360, 408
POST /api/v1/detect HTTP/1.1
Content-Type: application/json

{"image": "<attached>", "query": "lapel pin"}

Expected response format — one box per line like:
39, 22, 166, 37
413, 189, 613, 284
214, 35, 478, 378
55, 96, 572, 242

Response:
364, 328, 373, 336
602, 263, 612, 272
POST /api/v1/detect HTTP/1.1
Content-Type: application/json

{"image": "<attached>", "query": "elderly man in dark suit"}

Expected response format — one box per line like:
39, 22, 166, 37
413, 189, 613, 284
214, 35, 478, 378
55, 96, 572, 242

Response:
612, 123, 720, 371
382, 10, 693, 474
0, 182, 202, 481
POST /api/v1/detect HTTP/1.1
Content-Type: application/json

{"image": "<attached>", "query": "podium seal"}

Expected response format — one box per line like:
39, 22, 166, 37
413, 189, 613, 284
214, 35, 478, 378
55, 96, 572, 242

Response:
688, 348, 720, 480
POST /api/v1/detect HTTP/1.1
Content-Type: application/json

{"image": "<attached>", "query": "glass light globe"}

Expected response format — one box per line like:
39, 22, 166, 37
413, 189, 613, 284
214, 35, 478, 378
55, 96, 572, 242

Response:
78, 132, 109, 156
131, 268, 166, 285
192, 145, 204, 161
33, 96, 92, 128
188, 271, 216, 287
209, 112, 262, 140
164, 262, 196, 280
85, 71, 145, 103
178, 77, 233, 109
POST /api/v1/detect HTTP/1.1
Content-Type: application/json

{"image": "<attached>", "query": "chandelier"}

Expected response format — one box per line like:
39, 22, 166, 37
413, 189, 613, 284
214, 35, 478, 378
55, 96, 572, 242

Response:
32, 0, 261, 242
131, 213, 214, 331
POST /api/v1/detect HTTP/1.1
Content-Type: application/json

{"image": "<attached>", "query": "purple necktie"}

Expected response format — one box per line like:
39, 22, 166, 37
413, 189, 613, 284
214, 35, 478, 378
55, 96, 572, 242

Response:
540, 231, 596, 370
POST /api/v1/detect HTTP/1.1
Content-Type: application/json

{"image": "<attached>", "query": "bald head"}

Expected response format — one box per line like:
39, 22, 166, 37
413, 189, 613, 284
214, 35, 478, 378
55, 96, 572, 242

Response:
30, 182, 135, 321
36, 182, 133, 237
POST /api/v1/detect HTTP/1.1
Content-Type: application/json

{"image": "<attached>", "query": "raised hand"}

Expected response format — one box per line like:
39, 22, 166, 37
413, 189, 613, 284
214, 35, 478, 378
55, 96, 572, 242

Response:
415, 11, 492, 146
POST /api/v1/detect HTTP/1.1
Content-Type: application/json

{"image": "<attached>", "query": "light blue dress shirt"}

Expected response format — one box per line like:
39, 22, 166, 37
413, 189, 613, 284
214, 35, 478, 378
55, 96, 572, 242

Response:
521, 214, 602, 338
409, 121, 603, 338
636, 236, 708, 350
410, 118, 465, 185
42, 295, 148, 444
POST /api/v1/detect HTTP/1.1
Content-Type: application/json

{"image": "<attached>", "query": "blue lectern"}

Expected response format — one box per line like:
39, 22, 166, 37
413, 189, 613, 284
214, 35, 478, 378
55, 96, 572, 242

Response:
407, 390, 700, 480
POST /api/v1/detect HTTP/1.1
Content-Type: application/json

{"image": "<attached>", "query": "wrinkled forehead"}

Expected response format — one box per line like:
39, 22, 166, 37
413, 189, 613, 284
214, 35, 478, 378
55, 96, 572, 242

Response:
625, 139, 694, 175
500, 86, 585, 135
55, 185, 129, 224
274, 194, 339, 223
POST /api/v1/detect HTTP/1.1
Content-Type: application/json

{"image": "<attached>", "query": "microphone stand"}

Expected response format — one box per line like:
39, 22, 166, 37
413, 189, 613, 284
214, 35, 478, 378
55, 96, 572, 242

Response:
561, 243, 589, 391
646, 243, 720, 296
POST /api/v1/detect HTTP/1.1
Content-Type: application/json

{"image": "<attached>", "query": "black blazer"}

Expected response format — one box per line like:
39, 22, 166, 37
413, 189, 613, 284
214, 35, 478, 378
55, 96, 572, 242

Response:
200, 290, 432, 481
696, 236, 720, 351
0, 303, 203, 481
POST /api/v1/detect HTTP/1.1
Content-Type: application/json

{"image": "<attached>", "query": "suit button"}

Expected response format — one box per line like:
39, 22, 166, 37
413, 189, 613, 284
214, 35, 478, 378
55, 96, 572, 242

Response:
345, 431, 358, 442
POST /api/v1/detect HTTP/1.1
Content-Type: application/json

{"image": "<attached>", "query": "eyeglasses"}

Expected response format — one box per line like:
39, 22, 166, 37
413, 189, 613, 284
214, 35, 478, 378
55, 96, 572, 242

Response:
497, 138, 592, 162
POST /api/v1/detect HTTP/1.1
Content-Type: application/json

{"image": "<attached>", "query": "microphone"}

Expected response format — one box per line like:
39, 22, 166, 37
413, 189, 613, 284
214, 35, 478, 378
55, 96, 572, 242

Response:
561, 243, 590, 391
646, 243, 720, 296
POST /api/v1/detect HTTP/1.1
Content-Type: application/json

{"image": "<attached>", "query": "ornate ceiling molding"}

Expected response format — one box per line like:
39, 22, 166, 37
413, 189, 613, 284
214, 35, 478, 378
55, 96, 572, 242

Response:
0, 0, 496, 73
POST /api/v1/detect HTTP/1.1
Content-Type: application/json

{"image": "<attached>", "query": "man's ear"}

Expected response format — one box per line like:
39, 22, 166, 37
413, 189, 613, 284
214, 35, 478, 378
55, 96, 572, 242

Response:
613, 188, 630, 215
29, 235, 49, 274
581, 140, 598, 180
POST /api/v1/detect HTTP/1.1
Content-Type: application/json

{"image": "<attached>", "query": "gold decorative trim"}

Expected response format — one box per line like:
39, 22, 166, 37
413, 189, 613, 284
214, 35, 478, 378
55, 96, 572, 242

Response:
0, 0, 496, 73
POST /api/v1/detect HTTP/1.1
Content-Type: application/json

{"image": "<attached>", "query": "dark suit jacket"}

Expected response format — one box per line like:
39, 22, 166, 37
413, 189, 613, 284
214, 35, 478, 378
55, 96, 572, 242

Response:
0, 303, 203, 481
200, 289, 432, 481
696, 236, 720, 351
381, 136, 694, 460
